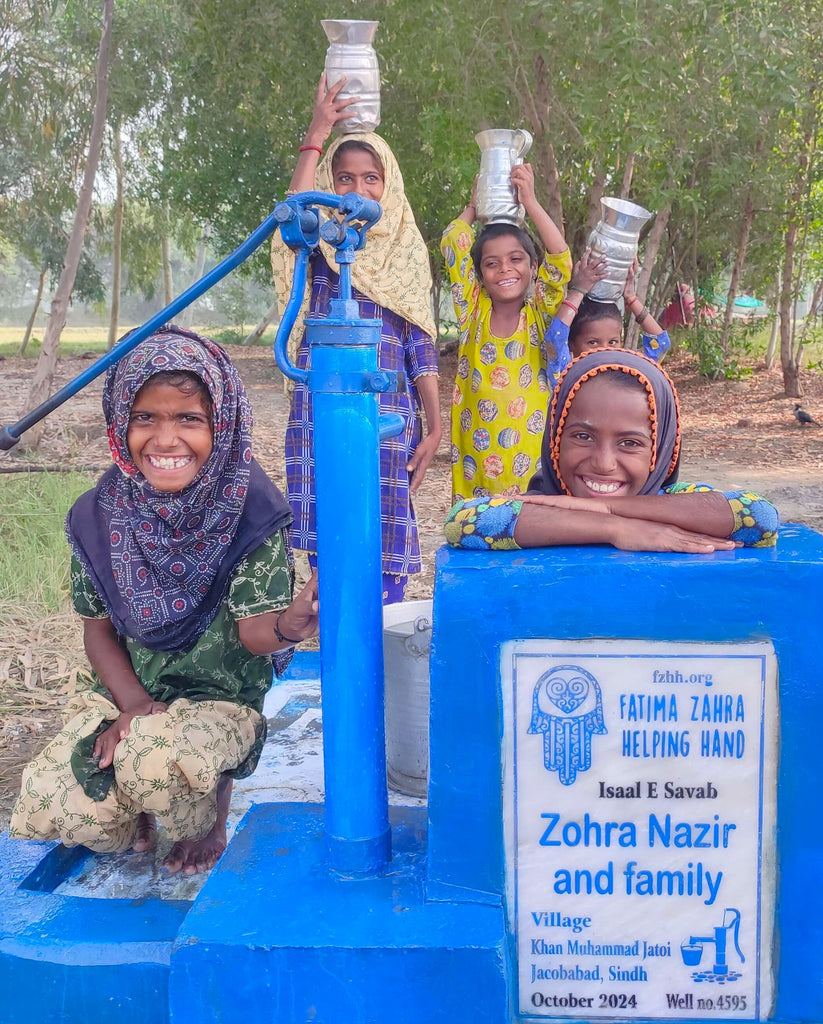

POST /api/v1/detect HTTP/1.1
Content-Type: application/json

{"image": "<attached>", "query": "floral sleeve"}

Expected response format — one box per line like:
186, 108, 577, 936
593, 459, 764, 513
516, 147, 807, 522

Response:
440, 219, 479, 332
229, 530, 294, 618
229, 529, 296, 677
444, 496, 523, 550
534, 249, 573, 319
663, 483, 779, 547
70, 555, 108, 618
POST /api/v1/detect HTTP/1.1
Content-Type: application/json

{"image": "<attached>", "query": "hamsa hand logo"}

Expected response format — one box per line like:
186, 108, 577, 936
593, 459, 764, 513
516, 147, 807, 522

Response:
528, 665, 607, 785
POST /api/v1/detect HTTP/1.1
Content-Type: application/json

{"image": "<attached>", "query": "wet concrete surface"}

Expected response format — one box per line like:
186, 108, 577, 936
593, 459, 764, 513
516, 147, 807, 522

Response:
53, 677, 424, 902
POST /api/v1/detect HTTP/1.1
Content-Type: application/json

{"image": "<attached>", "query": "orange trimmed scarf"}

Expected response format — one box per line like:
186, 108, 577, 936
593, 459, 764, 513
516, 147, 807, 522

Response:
527, 348, 681, 496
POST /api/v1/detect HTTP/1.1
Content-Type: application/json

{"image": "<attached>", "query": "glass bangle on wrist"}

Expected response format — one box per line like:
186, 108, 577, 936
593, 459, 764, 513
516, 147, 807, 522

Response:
274, 613, 301, 646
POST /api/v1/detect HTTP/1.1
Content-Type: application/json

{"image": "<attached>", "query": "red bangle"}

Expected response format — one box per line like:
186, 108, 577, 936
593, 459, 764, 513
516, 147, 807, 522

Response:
561, 300, 580, 314
299, 144, 322, 155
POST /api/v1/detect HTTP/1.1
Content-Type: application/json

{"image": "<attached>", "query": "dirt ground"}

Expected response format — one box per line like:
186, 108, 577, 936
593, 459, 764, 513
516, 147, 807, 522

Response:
1, 343, 823, 825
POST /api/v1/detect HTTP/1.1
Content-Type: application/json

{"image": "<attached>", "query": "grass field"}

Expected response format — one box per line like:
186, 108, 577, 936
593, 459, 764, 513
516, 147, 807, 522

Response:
0, 324, 272, 358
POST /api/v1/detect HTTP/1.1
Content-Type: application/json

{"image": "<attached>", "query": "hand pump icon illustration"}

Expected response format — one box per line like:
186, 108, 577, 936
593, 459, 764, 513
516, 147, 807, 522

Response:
681, 908, 745, 983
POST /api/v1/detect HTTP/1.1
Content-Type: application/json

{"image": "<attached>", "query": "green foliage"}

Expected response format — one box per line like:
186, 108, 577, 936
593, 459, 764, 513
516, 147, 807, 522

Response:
685, 315, 767, 380
3, 0, 823, 362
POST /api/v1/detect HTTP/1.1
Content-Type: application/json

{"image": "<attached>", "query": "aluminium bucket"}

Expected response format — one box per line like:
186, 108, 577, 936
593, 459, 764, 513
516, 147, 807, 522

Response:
382, 599, 432, 797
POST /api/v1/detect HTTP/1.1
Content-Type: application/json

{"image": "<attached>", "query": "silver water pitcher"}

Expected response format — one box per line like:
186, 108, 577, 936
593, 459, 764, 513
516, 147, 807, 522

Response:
587, 197, 653, 303
322, 19, 381, 134
474, 128, 533, 225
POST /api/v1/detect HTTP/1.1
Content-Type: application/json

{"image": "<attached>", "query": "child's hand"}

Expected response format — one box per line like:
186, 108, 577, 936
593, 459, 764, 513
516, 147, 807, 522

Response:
305, 74, 360, 147
570, 248, 609, 295
278, 573, 320, 643
94, 701, 168, 769
510, 163, 537, 208
623, 257, 641, 299
610, 516, 737, 553
407, 432, 441, 494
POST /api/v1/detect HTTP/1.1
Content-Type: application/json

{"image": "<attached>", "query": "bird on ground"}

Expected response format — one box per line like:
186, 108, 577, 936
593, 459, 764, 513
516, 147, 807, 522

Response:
793, 403, 819, 426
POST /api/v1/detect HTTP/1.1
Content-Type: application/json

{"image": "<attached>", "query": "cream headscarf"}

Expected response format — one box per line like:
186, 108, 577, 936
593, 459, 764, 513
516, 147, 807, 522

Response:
271, 133, 436, 364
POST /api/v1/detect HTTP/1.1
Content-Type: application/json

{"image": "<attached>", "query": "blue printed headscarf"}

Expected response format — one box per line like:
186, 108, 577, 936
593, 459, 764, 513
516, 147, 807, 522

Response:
66, 326, 291, 651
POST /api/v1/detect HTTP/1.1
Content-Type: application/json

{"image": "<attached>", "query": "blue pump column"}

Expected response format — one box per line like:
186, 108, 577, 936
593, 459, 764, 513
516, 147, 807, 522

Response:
273, 193, 401, 875
309, 301, 391, 873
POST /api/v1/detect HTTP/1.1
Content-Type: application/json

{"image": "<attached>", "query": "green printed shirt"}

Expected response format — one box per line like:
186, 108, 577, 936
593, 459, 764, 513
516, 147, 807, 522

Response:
70, 529, 294, 716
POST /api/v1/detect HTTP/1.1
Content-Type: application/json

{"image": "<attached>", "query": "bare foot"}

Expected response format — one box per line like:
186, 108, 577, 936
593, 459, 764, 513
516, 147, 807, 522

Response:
162, 820, 227, 875
132, 812, 158, 853
162, 775, 232, 876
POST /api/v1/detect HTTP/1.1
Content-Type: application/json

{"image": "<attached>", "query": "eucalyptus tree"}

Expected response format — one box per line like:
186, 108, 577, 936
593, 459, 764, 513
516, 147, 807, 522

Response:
19, 0, 114, 448
0, 0, 107, 348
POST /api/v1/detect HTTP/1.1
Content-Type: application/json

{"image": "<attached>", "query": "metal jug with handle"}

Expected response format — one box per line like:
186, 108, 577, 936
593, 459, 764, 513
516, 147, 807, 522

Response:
474, 128, 533, 225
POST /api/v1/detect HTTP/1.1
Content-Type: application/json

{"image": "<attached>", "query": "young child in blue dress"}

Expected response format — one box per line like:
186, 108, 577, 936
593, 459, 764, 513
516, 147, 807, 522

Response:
445, 349, 778, 553
11, 327, 319, 875
549, 252, 671, 365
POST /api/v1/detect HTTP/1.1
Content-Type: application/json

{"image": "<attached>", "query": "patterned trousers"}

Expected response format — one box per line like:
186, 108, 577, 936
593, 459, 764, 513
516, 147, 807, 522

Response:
9, 691, 260, 853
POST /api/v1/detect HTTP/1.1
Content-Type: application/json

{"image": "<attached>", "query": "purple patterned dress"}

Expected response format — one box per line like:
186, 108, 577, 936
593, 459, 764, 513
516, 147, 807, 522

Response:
285, 253, 438, 582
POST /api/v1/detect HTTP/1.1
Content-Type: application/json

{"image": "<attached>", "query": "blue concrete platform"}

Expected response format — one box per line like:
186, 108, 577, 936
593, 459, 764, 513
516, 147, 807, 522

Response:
171, 803, 507, 1023
427, 524, 823, 1023
0, 832, 186, 1024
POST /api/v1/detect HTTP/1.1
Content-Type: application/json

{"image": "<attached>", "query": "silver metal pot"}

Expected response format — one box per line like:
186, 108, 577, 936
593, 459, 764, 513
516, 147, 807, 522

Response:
586, 197, 653, 303
475, 128, 533, 225
322, 19, 381, 134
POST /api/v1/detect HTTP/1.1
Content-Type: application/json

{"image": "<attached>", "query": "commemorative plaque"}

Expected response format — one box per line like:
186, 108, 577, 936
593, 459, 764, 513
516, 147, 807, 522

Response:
502, 640, 777, 1020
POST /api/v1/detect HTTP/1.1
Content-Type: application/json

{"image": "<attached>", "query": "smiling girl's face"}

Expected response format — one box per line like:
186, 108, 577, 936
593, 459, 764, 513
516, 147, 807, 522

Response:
127, 375, 213, 491
477, 233, 537, 307
556, 373, 653, 498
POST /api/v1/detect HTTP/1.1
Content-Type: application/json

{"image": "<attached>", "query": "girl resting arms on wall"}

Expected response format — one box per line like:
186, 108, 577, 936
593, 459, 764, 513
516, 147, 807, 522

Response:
445, 349, 779, 553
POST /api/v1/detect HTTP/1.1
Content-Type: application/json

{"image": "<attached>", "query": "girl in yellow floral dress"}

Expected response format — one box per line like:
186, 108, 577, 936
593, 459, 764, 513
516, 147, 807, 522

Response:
441, 165, 572, 500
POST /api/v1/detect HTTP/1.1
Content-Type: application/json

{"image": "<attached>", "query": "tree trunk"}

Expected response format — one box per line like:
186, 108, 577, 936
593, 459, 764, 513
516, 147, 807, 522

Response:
779, 219, 802, 397
619, 153, 635, 199
533, 56, 563, 229
515, 52, 564, 230
242, 300, 279, 346
719, 156, 760, 355
161, 199, 173, 305
107, 122, 124, 350
765, 314, 780, 369
764, 270, 781, 369
576, 170, 606, 256
19, 0, 114, 448
625, 203, 671, 350
779, 120, 816, 396
179, 224, 211, 327
19, 268, 47, 354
